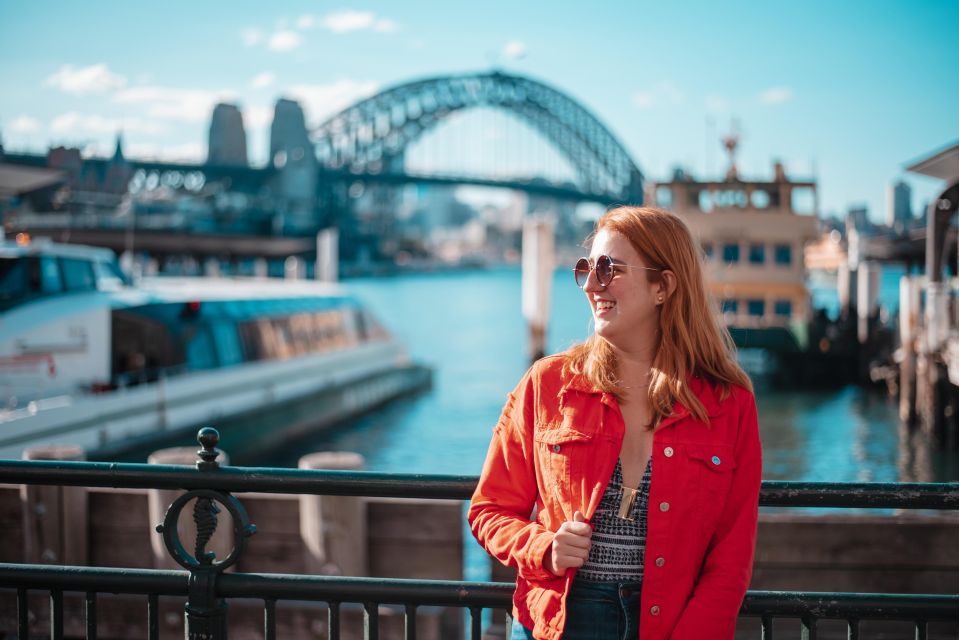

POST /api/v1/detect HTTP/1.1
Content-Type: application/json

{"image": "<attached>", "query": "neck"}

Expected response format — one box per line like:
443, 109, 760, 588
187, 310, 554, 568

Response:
611, 342, 657, 401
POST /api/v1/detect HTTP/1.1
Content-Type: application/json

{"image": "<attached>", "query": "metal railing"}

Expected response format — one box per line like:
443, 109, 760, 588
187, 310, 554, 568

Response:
0, 427, 957, 639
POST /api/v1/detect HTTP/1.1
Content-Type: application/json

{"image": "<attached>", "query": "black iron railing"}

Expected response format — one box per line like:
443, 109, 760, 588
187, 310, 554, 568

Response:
0, 427, 957, 639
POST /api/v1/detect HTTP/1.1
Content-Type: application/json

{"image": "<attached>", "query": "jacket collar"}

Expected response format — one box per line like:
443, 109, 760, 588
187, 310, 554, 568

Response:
560, 371, 726, 423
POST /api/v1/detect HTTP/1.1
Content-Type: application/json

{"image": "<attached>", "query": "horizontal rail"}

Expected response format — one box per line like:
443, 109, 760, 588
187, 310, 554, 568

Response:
0, 460, 957, 508
2, 564, 957, 620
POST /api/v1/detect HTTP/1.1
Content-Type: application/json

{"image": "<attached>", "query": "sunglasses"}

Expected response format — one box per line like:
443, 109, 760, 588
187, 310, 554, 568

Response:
574, 254, 661, 288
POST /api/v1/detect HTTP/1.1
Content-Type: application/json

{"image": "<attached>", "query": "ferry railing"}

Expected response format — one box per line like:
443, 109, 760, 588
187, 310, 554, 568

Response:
0, 427, 956, 640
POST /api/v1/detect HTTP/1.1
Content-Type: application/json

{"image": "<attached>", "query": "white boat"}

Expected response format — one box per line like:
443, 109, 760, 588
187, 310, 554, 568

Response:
0, 236, 430, 460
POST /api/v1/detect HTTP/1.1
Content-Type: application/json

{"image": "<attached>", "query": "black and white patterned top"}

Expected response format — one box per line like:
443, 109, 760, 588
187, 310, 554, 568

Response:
576, 457, 652, 582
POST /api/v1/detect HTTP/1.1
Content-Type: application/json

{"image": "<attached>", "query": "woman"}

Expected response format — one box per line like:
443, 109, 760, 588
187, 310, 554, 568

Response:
468, 206, 761, 640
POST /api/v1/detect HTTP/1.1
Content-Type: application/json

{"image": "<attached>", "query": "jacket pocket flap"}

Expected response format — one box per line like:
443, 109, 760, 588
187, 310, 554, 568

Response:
534, 427, 593, 445
685, 444, 737, 471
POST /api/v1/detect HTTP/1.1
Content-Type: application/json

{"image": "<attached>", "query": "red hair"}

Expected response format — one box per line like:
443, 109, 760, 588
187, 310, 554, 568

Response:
563, 206, 752, 427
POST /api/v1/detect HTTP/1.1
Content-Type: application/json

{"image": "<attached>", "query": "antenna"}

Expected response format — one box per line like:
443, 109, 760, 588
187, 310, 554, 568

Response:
722, 118, 741, 181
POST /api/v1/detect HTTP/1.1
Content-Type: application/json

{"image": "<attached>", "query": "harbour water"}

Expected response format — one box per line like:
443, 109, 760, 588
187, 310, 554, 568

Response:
254, 265, 957, 483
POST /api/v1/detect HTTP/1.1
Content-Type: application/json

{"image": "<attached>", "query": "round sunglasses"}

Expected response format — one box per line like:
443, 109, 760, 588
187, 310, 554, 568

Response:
574, 254, 661, 288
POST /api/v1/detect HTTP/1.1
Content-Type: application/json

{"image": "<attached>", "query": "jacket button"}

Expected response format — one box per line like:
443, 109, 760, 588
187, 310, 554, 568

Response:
650, 605, 660, 616
664, 446, 674, 457
552, 444, 561, 453
711, 455, 721, 465
655, 556, 665, 567
659, 501, 670, 512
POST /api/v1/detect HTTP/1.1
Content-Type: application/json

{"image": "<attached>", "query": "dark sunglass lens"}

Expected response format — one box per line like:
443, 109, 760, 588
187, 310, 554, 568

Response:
574, 258, 590, 288
596, 255, 613, 286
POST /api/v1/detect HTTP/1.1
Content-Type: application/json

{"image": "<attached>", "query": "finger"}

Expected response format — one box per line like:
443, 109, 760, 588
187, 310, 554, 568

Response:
573, 510, 588, 523
556, 533, 592, 550
566, 522, 592, 537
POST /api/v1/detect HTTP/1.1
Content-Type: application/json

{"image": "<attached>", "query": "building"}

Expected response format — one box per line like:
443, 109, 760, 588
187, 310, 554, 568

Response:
886, 179, 912, 228
207, 103, 248, 167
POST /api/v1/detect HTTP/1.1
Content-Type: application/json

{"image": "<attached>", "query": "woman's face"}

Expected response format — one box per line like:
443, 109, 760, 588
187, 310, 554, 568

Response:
583, 228, 664, 351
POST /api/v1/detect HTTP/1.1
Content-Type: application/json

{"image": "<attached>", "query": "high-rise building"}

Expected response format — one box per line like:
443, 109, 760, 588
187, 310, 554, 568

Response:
270, 98, 312, 168
886, 179, 912, 227
269, 98, 317, 233
207, 103, 248, 166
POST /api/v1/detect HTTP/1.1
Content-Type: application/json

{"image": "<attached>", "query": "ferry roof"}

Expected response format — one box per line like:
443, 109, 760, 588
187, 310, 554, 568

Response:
0, 237, 117, 261
906, 140, 959, 181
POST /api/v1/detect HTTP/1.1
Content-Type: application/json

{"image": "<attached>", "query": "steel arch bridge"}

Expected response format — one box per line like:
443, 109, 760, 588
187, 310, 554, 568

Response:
312, 71, 645, 204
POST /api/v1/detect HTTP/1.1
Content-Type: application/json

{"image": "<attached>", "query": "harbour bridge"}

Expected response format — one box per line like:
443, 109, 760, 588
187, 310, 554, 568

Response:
3, 71, 645, 261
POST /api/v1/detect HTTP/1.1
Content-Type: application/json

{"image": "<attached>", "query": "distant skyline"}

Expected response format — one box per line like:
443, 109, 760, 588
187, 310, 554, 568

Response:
1, 1, 956, 221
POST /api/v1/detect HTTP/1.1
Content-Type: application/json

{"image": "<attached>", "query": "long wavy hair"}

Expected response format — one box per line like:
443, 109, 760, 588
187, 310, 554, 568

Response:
563, 206, 752, 427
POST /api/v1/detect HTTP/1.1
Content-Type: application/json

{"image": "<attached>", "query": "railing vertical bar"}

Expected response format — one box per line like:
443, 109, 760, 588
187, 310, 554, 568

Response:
915, 619, 927, 640
505, 611, 514, 639
801, 615, 817, 640
329, 601, 341, 640
50, 589, 64, 640
364, 601, 379, 640
761, 614, 774, 640
847, 618, 859, 640
147, 593, 159, 640
469, 606, 482, 640
17, 588, 28, 640
404, 604, 416, 640
85, 592, 97, 640
264, 598, 277, 640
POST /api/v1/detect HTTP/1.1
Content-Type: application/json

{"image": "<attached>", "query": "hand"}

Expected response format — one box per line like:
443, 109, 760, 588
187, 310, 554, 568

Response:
545, 511, 592, 576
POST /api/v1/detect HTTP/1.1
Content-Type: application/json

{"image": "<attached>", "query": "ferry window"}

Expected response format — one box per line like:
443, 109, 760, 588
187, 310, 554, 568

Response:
722, 243, 740, 263
747, 299, 765, 317
655, 186, 673, 209
751, 190, 771, 209
211, 322, 243, 367
702, 243, 714, 260
721, 299, 738, 313
60, 258, 96, 292
40, 256, 63, 293
748, 244, 765, 264
0, 258, 37, 305
186, 327, 217, 370
92, 259, 129, 289
775, 244, 792, 265
774, 300, 792, 317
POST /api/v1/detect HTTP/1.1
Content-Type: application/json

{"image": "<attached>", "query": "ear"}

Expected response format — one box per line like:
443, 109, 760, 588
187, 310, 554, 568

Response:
656, 270, 678, 303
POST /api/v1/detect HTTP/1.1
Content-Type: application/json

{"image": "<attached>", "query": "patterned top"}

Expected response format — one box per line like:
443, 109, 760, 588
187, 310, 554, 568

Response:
576, 457, 652, 582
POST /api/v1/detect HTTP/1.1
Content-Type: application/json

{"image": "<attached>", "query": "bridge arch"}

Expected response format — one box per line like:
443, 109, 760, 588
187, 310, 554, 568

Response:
312, 71, 644, 204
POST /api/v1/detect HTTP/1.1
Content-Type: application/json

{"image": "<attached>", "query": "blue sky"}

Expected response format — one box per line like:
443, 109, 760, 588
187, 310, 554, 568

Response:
1, 1, 956, 221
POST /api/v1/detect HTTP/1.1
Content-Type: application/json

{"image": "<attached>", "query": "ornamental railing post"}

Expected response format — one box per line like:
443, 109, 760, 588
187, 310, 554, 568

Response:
155, 428, 256, 640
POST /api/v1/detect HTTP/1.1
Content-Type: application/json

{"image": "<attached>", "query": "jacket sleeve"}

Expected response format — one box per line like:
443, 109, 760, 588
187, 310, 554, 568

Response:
467, 369, 557, 581
670, 389, 762, 639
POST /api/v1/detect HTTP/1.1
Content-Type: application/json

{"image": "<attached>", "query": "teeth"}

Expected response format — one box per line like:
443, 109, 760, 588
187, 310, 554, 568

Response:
596, 301, 616, 310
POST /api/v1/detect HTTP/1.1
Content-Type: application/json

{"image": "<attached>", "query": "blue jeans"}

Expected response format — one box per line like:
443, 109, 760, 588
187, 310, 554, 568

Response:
510, 579, 642, 640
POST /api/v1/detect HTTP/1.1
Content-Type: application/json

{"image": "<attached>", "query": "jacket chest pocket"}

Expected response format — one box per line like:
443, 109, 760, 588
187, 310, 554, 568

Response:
534, 426, 594, 494
684, 443, 737, 529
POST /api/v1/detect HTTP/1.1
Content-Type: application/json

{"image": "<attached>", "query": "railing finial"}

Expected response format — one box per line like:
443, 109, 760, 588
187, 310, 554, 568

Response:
196, 428, 221, 471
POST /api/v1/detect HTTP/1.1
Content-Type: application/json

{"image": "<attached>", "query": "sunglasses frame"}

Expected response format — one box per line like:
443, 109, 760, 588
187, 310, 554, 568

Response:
573, 254, 662, 289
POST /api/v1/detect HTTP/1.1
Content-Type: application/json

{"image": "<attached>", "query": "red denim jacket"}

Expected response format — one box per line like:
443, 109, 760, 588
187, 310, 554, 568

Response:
468, 355, 761, 640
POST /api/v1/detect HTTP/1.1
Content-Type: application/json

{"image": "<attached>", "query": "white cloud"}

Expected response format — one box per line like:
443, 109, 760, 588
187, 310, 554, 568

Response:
241, 28, 263, 47
49, 112, 167, 136
502, 41, 527, 60
631, 82, 685, 109
287, 80, 380, 125
9, 115, 42, 134
322, 10, 398, 33
759, 86, 794, 105
113, 86, 237, 123
268, 30, 303, 52
245, 105, 274, 128
45, 63, 127, 95
296, 14, 316, 30
250, 72, 275, 90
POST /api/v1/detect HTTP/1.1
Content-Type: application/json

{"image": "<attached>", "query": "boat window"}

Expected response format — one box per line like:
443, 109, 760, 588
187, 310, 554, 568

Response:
186, 327, 217, 370
722, 243, 740, 263
60, 258, 96, 292
112, 310, 184, 386
39, 256, 64, 293
93, 259, 130, 290
210, 322, 244, 367
774, 300, 792, 318
748, 244, 765, 265
0, 258, 35, 306
774, 244, 792, 265
747, 299, 765, 317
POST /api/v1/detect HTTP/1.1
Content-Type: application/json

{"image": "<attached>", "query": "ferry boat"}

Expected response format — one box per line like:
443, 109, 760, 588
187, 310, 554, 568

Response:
0, 235, 431, 460
646, 133, 846, 382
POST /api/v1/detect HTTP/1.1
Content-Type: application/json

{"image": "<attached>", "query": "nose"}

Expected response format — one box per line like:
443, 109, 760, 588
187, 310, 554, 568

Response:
582, 268, 605, 292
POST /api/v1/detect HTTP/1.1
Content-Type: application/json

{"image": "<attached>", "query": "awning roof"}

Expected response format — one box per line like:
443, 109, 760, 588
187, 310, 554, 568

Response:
905, 140, 959, 181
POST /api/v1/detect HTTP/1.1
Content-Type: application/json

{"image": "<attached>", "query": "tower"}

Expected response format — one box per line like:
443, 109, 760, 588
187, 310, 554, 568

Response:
207, 103, 248, 166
